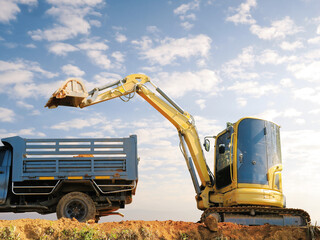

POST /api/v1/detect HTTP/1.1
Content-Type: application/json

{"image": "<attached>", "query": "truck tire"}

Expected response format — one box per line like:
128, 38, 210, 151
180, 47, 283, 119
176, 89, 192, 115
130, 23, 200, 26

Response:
56, 192, 96, 222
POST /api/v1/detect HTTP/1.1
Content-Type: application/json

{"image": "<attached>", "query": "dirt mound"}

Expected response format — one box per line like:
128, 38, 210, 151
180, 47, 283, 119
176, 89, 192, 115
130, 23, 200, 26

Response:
0, 218, 319, 240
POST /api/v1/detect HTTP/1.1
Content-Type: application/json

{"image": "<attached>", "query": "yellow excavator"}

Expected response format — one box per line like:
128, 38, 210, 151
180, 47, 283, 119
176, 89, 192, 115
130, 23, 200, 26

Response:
45, 73, 310, 226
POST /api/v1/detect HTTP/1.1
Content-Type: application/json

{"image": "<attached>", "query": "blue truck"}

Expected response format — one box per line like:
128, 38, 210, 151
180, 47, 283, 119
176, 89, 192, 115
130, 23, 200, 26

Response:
0, 135, 138, 222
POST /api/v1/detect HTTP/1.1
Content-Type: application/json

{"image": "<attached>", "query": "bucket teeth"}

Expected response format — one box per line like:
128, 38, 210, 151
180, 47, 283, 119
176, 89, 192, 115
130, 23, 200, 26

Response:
45, 78, 88, 108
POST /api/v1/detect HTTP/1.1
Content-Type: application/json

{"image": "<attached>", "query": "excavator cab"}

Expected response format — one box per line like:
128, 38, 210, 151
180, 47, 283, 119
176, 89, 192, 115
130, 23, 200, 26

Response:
213, 117, 285, 208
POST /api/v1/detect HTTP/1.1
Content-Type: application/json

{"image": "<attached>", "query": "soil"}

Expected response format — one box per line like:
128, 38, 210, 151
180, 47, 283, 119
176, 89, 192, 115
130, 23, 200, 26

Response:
0, 218, 319, 240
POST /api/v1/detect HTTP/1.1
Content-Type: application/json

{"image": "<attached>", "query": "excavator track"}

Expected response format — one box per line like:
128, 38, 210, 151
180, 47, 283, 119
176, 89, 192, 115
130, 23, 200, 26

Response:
201, 206, 311, 226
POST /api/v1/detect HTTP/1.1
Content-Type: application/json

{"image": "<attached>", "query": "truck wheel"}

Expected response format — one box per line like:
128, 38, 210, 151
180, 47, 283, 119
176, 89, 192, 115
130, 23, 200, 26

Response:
56, 192, 96, 222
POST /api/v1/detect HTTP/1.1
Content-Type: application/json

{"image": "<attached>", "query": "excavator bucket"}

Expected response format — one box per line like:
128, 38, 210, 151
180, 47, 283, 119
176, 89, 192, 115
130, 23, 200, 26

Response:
45, 78, 88, 109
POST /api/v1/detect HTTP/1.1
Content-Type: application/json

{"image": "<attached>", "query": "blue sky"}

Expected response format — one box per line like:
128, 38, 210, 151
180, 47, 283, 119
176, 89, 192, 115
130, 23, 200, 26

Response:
0, 0, 319, 224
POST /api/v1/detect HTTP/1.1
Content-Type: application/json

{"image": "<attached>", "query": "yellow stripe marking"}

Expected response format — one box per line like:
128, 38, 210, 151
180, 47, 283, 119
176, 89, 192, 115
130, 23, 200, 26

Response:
68, 176, 83, 180
95, 176, 110, 179
39, 177, 54, 180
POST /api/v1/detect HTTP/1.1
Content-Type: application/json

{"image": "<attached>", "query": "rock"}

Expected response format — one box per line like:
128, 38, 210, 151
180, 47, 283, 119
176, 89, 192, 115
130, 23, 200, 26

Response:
204, 214, 218, 232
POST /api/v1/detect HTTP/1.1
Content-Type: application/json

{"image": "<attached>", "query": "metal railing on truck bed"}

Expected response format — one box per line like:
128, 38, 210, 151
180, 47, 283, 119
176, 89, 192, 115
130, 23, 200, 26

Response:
2, 135, 138, 195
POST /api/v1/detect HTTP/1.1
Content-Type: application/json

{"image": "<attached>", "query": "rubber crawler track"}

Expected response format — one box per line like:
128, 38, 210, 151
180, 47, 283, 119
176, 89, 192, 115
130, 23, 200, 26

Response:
201, 206, 311, 225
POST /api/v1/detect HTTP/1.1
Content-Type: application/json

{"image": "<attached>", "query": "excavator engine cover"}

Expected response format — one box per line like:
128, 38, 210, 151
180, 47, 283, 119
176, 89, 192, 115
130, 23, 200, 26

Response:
45, 78, 88, 109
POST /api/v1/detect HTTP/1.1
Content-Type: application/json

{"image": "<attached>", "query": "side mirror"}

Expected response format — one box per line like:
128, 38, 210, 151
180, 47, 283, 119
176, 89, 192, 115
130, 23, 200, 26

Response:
218, 144, 226, 154
203, 139, 210, 152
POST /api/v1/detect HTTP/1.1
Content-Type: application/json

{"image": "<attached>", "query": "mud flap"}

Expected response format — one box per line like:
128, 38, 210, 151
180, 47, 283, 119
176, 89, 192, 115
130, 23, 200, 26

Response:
45, 78, 88, 109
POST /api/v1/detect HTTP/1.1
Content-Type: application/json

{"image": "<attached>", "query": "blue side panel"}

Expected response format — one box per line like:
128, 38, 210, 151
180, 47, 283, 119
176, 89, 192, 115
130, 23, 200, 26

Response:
1, 135, 138, 182
2, 136, 25, 184
0, 146, 12, 204
125, 135, 138, 180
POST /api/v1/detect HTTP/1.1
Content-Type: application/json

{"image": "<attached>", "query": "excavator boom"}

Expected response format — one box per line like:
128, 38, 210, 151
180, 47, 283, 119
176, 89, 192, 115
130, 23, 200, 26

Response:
46, 74, 214, 209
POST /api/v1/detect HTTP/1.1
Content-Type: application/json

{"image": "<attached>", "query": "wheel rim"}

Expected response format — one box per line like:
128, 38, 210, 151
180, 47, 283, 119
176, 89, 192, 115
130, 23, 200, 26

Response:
64, 199, 88, 221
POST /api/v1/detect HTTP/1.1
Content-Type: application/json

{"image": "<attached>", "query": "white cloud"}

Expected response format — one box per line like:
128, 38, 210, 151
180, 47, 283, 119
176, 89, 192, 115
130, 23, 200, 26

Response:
155, 69, 220, 98
16, 101, 41, 115
0, 1, 20, 23
281, 130, 320, 210
10, 82, 53, 99
48, 39, 111, 71
226, 0, 256, 25
309, 108, 320, 115
236, 97, 247, 107
0, 59, 57, 85
222, 46, 259, 79
0, 59, 28, 71
308, 36, 320, 44
173, 0, 199, 15
280, 41, 304, 51
193, 115, 222, 137
0, 0, 37, 23
48, 42, 79, 56
92, 72, 122, 87
180, 13, 196, 21
18, 128, 45, 137
46, 0, 103, 6
86, 50, 112, 69
89, 19, 101, 27
0, 107, 15, 122
303, 49, 320, 60
26, 43, 36, 48
51, 117, 105, 131
257, 49, 297, 65
16, 101, 34, 109
0, 59, 58, 99
195, 99, 206, 110
135, 125, 176, 146
280, 78, 293, 88
287, 61, 320, 82
180, 21, 194, 30
62, 64, 85, 77
28, 0, 102, 41
132, 36, 152, 50
293, 87, 320, 105
115, 32, 127, 43
77, 40, 108, 51
133, 34, 211, 66
140, 66, 160, 73
173, 0, 199, 30
283, 108, 303, 118
255, 108, 302, 122
146, 26, 160, 34
0, 70, 33, 86
250, 16, 302, 40
228, 81, 279, 98
223, 47, 299, 80
111, 51, 124, 63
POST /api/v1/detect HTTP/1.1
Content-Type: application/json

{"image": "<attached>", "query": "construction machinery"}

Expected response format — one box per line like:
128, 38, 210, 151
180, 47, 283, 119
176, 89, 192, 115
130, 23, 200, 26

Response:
45, 73, 310, 226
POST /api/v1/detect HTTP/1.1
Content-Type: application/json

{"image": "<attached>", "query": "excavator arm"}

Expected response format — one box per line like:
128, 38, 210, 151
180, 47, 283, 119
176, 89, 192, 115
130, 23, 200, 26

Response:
46, 74, 214, 209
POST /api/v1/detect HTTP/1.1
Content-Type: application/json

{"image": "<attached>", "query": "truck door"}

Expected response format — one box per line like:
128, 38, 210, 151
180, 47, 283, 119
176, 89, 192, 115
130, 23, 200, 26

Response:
0, 147, 11, 204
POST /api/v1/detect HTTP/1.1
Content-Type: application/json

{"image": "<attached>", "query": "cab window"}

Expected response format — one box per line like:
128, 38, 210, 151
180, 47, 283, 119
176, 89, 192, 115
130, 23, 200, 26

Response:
215, 128, 233, 189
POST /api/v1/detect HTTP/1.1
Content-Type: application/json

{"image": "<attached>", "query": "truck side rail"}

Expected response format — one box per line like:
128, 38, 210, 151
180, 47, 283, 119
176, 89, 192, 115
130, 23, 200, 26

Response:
12, 180, 61, 195
2, 135, 138, 183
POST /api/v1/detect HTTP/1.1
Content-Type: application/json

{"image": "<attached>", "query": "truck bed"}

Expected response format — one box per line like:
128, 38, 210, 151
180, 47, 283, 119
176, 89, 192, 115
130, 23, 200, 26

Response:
2, 135, 138, 195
